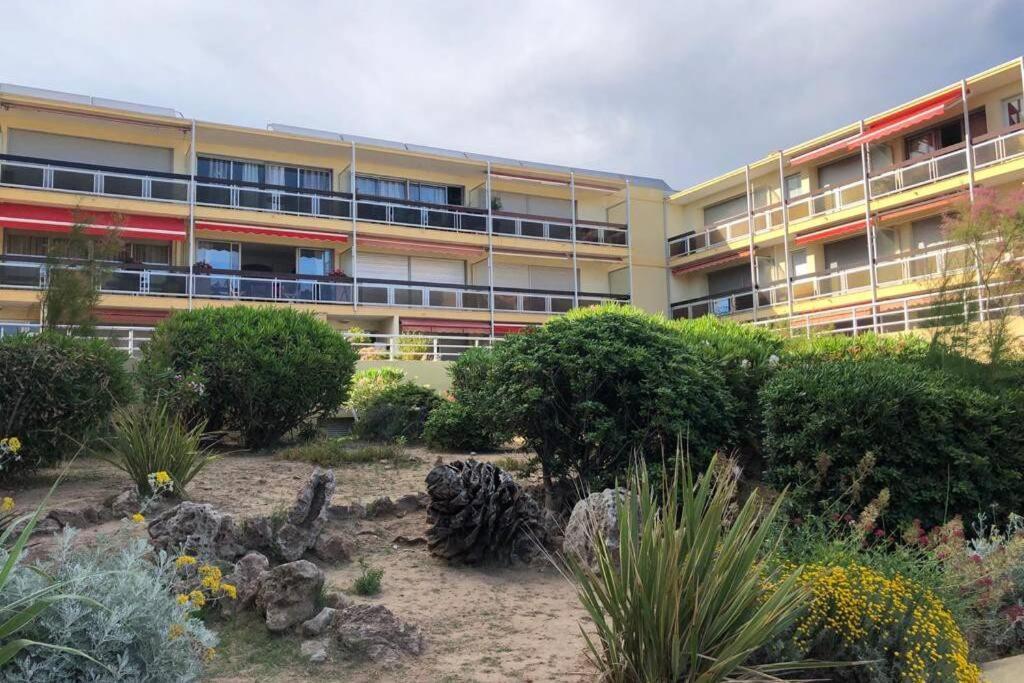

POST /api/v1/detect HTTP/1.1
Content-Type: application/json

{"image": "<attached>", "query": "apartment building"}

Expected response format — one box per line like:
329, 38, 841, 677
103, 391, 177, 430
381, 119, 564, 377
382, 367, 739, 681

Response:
667, 58, 1024, 335
0, 57, 1022, 354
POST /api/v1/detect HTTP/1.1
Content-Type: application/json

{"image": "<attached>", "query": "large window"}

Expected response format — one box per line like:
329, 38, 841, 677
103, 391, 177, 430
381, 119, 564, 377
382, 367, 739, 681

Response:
904, 110, 987, 160
198, 156, 331, 191
1004, 95, 1022, 127
355, 174, 463, 206
4, 230, 168, 264
196, 240, 240, 270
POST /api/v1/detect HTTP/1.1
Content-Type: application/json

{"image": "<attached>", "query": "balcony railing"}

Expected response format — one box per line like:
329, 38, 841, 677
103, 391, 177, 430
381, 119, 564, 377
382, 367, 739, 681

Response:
972, 125, 1024, 169
354, 195, 487, 233
785, 180, 866, 223
492, 211, 628, 246
0, 257, 625, 313
670, 286, 755, 319
196, 177, 352, 219
668, 203, 785, 258
870, 144, 969, 199
0, 154, 190, 202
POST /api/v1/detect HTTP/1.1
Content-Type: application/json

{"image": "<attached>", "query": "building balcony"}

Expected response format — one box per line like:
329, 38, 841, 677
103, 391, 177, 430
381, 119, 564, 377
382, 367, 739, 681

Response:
0, 256, 626, 314
0, 154, 190, 203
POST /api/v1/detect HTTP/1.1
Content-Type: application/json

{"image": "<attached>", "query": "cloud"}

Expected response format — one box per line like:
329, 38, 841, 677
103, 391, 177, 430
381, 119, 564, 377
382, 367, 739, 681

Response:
0, 0, 1018, 188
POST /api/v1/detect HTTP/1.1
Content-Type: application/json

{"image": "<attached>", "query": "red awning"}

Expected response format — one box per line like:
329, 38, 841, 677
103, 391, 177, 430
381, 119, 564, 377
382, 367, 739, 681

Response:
789, 88, 962, 166
399, 318, 491, 335
877, 192, 966, 224
196, 221, 349, 244
671, 250, 750, 275
793, 220, 868, 246
494, 323, 534, 335
0, 203, 186, 241
95, 308, 172, 326
357, 236, 484, 258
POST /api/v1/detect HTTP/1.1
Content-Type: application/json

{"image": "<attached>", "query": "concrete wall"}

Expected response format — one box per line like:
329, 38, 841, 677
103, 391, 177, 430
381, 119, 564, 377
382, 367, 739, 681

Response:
356, 359, 453, 394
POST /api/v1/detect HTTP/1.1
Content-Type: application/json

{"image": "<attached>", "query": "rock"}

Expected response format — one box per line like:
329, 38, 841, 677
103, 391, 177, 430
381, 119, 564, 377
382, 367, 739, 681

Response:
365, 496, 396, 518
333, 604, 424, 663
108, 488, 141, 519
222, 551, 270, 616
392, 535, 427, 547
300, 638, 329, 664
328, 503, 366, 520
302, 607, 337, 637
323, 590, 353, 610
237, 515, 274, 552
313, 529, 355, 564
562, 489, 625, 572
147, 502, 245, 561
394, 493, 428, 514
46, 508, 89, 530
256, 560, 325, 632
274, 468, 336, 561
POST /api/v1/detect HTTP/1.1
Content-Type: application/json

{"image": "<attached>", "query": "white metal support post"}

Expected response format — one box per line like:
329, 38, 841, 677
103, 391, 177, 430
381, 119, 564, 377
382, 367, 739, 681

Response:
485, 162, 495, 337
570, 171, 579, 309
961, 78, 986, 322
858, 120, 879, 330
187, 119, 196, 310
744, 164, 758, 320
625, 179, 634, 306
350, 143, 358, 309
777, 153, 794, 316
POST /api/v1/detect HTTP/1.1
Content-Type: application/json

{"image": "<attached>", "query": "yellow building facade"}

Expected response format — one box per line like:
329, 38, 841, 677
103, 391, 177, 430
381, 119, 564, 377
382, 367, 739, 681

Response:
0, 57, 1022, 355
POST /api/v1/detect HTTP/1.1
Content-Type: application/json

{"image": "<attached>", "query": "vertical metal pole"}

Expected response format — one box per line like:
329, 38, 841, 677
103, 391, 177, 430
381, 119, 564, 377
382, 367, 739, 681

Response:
350, 143, 358, 310
570, 171, 579, 309
858, 120, 879, 331
961, 79, 976, 202
777, 153, 794, 316
661, 196, 672, 317
744, 164, 757, 320
485, 162, 495, 338
188, 119, 196, 310
624, 179, 633, 306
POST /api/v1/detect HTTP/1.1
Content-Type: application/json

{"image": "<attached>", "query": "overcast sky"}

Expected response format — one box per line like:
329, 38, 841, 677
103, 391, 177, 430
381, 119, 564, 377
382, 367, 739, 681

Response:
1, 1, 1019, 189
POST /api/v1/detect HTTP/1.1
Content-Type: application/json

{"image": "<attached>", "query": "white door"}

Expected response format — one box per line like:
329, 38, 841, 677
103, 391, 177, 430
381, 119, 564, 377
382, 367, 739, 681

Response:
358, 253, 408, 281
410, 257, 465, 284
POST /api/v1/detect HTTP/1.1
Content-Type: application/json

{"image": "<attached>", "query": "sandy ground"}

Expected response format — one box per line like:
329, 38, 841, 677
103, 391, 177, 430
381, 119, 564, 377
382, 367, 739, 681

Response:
1, 448, 594, 682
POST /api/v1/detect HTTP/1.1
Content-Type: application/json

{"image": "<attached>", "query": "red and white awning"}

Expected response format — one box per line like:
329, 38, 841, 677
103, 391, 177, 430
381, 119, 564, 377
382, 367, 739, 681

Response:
196, 220, 349, 244
399, 318, 491, 334
793, 220, 869, 246
671, 249, 750, 275
0, 203, 186, 241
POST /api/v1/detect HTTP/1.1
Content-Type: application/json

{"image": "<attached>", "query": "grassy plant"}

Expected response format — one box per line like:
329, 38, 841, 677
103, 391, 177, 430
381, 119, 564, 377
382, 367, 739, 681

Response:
351, 560, 384, 596
98, 403, 218, 497
277, 438, 413, 467
346, 367, 406, 414
566, 454, 814, 682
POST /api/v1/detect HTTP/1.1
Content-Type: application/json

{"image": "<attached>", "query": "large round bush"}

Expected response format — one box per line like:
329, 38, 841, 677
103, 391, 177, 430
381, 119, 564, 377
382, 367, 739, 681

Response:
489, 304, 735, 493
760, 358, 1024, 526
353, 382, 442, 442
138, 306, 357, 448
423, 346, 510, 452
0, 331, 131, 476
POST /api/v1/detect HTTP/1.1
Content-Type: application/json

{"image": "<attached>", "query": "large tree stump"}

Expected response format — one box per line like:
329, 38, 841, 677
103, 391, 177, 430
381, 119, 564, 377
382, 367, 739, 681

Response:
425, 459, 546, 565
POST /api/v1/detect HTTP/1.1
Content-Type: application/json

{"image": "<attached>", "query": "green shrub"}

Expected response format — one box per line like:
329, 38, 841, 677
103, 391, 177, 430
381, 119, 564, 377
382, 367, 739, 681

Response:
277, 438, 411, 467
568, 455, 809, 682
2, 530, 218, 682
353, 382, 442, 442
423, 347, 510, 452
352, 559, 384, 596
782, 332, 929, 363
396, 333, 430, 360
0, 332, 131, 477
760, 358, 1024, 526
138, 306, 357, 448
98, 403, 218, 497
489, 304, 734, 492
672, 316, 783, 452
347, 367, 406, 415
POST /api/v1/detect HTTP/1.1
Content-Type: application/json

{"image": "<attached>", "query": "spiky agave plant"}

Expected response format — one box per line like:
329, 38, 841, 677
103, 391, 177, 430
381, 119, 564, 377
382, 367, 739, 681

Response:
567, 454, 814, 682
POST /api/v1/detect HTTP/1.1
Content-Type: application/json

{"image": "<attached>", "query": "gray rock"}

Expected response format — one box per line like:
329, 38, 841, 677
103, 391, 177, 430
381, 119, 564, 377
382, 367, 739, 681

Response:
328, 503, 366, 520
300, 638, 329, 664
108, 488, 141, 519
148, 502, 245, 561
323, 590, 353, 610
302, 607, 337, 637
333, 603, 424, 663
46, 508, 88, 530
222, 551, 270, 616
256, 560, 325, 632
237, 515, 274, 552
365, 496, 396, 518
562, 489, 625, 572
274, 468, 336, 561
394, 493, 428, 514
313, 529, 355, 564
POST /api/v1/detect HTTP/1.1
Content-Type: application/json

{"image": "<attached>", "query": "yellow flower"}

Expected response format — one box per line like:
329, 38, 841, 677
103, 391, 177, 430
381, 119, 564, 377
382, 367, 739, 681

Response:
6, 437, 21, 453
188, 590, 206, 608
198, 564, 222, 581
168, 623, 185, 640
204, 647, 217, 663
1, 497, 13, 513
152, 471, 172, 487
176, 593, 190, 605
131, 513, 145, 524
221, 582, 238, 600
201, 576, 221, 592
175, 555, 197, 568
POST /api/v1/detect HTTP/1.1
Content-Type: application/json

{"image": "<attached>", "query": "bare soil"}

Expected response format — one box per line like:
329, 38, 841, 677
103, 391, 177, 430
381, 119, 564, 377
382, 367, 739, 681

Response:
2, 448, 594, 682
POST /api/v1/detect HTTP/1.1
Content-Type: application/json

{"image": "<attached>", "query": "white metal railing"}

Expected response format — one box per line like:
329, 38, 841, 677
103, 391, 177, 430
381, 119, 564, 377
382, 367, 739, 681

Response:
348, 333, 498, 362
786, 179, 866, 223
355, 197, 488, 234
0, 155, 190, 203
0, 322, 154, 355
973, 127, 1024, 169
669, 203, 786, 259
870, 145, 969, 199
671, 289, 756, 319
490, 212, 628, 246
196, 179, 352, 219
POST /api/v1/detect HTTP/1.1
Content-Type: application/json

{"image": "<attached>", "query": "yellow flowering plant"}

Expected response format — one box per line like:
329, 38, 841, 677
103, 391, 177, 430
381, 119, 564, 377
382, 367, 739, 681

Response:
172, 558, 238, 614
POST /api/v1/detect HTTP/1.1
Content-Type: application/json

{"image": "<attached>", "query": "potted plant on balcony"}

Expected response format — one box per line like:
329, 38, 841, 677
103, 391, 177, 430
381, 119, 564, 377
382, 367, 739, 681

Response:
193, 261, 214, 275
327, 268, 351, 282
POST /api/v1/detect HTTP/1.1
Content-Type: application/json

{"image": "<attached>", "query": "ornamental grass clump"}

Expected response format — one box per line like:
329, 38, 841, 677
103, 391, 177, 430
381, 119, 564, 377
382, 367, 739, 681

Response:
567, 454, 813, 682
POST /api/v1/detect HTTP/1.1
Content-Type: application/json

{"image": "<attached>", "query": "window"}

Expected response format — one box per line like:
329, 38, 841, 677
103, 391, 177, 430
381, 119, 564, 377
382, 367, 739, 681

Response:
296, 248, 333, 276
121, 242, 170, 265
904, 110, 987, 160
790, 249, 811, 277
875, 228, 899, 258
817, 155, 862, 188
1005, 95, 1022, 127
869, 143, 893, 173
3, 231, 164, 262
196, 241, 240, 270
198, 156, 332, 191
784, 173, 803, 199
355, 174, 459, 206
4, 232, 49, 257
703, 194, 748, 226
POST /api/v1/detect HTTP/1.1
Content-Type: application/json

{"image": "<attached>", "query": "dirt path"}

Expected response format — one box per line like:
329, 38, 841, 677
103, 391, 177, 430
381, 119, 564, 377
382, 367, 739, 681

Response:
3, 448, 595, 682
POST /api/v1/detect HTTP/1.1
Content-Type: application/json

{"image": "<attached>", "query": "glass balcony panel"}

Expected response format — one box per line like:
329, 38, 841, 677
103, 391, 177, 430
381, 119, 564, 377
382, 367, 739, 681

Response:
194, 276, 235, 297
151, 180, 188, 202
103, 175, 144, 198
576, 226, 600, 243
870, 176, 897, 196
52, 169, 94, 192
426, 210, 455, 229
461, 214, 486, 232
280, 194, 313, 215
238, 278, 274, 299
428, 289, 458, 307
792, 280, 817, 299
493, 294, 519, 310
358, 285, 389, 304
318, 282, 352, 303
522, 295, 548, 312
392, 206, 422, 226
691, 302, 709, 317
0, 262, 42, 287
551, 296, 574, 313
1, 163, 44, 188
197, 184, 232, 206
734, 292, 754, 311
606, 229, 627, 245
393, 288, 423, 306
319, 197, 350, 218
357, 202, 388, 222
909, 255, 941, 279
148, 272, 187, 295
492, 217, 517, 235
521, 221, 544, 238
549, 223, 571, 241
847, 270, 871, 290
278, 281, 315, 301
462, 292, 489, 309
875, 262, 904, 285
103, 271, 142, 293
936, 150, 967, 178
